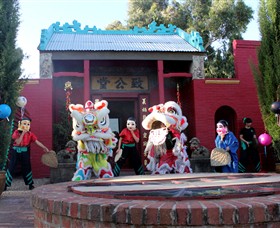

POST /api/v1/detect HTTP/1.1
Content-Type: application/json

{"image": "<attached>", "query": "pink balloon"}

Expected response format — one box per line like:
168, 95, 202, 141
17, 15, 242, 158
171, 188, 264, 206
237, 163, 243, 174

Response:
258, 133, 272, 146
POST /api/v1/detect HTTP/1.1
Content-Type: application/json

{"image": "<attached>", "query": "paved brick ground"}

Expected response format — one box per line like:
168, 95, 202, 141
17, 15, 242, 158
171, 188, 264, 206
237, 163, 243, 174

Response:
0, 172, 132, 227
0, 178, 50, 228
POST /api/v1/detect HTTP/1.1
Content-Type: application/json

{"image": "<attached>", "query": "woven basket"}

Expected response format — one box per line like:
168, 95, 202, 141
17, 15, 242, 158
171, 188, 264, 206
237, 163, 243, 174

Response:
41, 150, 58, 168
210, 148, 231, 166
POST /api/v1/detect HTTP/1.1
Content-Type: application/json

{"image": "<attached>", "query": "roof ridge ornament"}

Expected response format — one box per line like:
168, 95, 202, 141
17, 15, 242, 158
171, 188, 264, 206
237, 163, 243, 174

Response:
132, 21, 177, 34
39, 20, 204, 51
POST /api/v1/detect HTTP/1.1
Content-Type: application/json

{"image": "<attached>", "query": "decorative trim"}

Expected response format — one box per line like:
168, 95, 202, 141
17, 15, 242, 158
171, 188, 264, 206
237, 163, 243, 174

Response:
53, 72, 84, 78
40, 53, 53, 78
192, 56, 205, 79
163, 72, 192, 78
205, 80, 240, 84
39, 20, 205, 52
176, 28, 205, 51
26, 80, 40, 84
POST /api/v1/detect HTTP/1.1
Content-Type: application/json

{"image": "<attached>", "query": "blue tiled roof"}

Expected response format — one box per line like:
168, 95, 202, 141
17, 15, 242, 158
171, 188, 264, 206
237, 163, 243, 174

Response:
39, 20, 205, 53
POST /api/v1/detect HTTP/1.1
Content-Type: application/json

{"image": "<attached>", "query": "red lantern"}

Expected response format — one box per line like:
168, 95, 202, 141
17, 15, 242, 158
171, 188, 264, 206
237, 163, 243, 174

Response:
258, 133, 272, 146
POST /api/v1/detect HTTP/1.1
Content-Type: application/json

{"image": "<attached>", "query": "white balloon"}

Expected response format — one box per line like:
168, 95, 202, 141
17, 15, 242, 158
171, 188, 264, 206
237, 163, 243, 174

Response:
16, 96, 27, 108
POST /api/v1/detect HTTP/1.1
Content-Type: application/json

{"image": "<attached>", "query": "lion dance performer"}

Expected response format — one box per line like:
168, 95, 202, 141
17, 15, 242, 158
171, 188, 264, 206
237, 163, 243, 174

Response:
142, 101, 192, 174
69, 100, 117, 181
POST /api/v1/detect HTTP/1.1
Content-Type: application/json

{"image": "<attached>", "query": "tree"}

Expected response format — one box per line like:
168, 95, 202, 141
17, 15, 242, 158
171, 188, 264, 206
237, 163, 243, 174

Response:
107, 0, 253, 78
0, 0, 24, 170
253, 0, 280, 160
105, 20, 127, 30
127, 0, 169, 28
53, 105, 73, 152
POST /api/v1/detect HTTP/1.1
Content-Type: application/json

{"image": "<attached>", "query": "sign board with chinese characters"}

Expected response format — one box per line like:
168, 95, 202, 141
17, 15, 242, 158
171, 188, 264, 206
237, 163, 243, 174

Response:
139, 94, 150, 167
91, 76, 148, 91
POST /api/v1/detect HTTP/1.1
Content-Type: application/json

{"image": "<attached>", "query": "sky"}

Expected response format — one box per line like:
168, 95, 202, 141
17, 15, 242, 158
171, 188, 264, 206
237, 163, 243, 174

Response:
17, 0, 260, 78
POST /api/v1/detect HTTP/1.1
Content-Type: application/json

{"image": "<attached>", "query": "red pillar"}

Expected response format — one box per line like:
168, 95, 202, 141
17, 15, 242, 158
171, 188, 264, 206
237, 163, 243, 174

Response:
84, 60, 90, 102
157, 60, 165, 103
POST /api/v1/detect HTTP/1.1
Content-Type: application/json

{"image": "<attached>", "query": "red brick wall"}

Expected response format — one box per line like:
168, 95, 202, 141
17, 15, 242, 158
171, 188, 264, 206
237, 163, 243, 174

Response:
32, 175, 280, 227
21, 79, 53, 178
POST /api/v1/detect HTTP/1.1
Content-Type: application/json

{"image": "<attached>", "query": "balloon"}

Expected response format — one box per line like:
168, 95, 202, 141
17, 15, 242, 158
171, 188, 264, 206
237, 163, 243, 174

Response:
271, 101, 280, 114
0, 104, 12, 119
16, 96, 27, 108
258, 133, 272, 146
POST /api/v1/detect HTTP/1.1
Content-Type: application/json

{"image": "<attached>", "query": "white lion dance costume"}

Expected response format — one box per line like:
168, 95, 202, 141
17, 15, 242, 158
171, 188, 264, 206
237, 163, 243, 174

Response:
69, 100, 117, 181
142, 101, 192, 174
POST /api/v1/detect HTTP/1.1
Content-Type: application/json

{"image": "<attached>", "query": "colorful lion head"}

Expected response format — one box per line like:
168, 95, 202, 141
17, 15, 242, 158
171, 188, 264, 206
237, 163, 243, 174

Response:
69, 99, 117, 153
142, 101, 188, 133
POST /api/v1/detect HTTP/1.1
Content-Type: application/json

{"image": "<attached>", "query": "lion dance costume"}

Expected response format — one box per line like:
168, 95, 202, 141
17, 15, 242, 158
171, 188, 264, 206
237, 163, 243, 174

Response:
69, 100, 117, 181
142, 101, 192, 174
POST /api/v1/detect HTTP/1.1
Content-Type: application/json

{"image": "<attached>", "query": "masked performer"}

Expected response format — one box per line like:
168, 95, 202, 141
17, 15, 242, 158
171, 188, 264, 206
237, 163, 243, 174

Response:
5, 117, 49, 190
113, 117, 144, 176
69, 100, 117, 181
142, 101, 192, 174
215, 120, 239, 173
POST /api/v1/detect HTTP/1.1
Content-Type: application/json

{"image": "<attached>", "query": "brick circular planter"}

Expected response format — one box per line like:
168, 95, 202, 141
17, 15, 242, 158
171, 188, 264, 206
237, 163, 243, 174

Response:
32, 173, 280, 227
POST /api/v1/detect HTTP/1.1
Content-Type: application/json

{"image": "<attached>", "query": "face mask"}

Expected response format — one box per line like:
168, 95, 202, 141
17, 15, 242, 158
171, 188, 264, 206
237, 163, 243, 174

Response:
216, 123, 227, 135
127, 120, 136, 131
18, 120, 31, 131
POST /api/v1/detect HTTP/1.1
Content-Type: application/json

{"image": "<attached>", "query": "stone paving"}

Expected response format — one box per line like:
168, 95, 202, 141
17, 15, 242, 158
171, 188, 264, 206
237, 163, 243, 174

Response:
0, 177, 50, 228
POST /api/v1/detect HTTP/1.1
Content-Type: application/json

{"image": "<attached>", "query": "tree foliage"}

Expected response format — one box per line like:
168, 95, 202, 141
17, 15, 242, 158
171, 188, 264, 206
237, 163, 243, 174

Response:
0, 0, 24, 170
53, 104, 73, 152
107, 0, 253, 78
253, 0, 280, 160
105, 20, 127, 30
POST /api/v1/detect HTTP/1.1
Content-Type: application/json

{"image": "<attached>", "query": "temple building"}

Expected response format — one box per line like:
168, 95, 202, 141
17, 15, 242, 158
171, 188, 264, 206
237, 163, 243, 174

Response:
20, 21, 270, 177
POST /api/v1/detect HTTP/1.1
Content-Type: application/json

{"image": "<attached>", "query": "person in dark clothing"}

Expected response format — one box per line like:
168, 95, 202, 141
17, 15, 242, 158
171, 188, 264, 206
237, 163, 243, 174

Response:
113, 117, 144, 176
238, 117, 261, 173
5, 117, 49, 190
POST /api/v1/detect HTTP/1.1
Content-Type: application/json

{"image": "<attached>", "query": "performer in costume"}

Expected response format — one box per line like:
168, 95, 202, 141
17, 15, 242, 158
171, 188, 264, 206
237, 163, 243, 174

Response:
113, 117, 144, 176
238, 117, 260, 173
142, 101, 192, 174
69, 100, 117, 181
215, 120, 239, 173
5, 117, 49, 190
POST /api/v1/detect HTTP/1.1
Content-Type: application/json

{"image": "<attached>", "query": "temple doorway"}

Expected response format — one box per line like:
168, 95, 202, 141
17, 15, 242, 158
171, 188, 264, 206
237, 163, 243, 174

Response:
215, 105, 237, 136
105, 98, 142, 173
106, 99, 138, 134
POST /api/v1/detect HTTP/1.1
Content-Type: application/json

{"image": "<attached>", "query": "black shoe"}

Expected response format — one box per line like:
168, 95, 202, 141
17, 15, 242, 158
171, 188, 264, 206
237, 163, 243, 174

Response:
29, 185, 35, 190
4, 184, 7, 191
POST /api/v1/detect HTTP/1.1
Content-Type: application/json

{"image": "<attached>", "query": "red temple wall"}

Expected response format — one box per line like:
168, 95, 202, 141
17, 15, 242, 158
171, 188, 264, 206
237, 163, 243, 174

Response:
20, 79, 53, 178
188, 40, 265, 157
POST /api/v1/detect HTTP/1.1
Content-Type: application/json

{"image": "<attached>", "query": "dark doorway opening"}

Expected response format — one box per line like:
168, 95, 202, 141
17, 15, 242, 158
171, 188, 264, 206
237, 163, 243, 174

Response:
105, 99, 141, 173
107, 100, 137, 134
215, 105, 237, 136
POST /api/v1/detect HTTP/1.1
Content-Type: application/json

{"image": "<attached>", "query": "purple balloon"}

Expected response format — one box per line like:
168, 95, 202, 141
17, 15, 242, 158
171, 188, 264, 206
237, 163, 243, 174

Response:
258, 133, 272, 146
